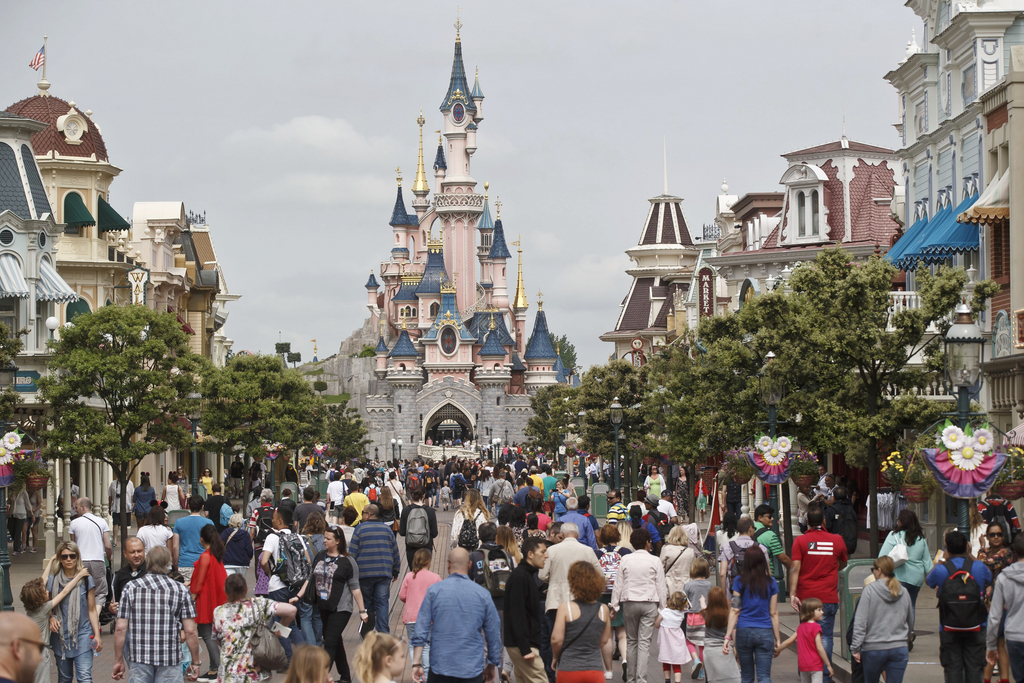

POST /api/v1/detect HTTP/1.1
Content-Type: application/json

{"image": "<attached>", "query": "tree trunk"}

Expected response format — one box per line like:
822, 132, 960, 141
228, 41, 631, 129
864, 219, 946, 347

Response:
867, 392, 880, 558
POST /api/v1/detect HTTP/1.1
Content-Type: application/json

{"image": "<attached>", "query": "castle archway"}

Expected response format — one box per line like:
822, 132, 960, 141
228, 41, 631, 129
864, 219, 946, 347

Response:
423, 401, 475, 445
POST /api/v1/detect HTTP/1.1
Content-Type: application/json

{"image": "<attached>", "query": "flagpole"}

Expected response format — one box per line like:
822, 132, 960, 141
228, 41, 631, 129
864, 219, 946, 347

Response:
42, 35, 47, 82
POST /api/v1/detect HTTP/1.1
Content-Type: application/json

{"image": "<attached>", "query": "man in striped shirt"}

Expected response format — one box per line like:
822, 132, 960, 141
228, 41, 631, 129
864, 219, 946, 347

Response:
606, 489, 628, 522
350, 504, 400, 634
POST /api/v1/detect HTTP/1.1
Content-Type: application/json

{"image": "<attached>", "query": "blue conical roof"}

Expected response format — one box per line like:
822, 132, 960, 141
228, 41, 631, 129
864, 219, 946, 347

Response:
433, 143, 447, 171
480, 328, 506, 357
468, 311, 515, 346
375, 336, 389, 354
478, 196, 494, 232
488, 218, 511, 260
388, 330, 418, 358
440, 38, 477, 113
472, 70, 484, 99
524, 309, 558, 361
389, 186, 417, 227
553, 354, 569, 383
365, 272, 380, 289
415, 243, 450, 296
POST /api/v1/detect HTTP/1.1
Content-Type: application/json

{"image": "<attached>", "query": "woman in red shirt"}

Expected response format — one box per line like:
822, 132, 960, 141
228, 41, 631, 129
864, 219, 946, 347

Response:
192, 524, 228, 681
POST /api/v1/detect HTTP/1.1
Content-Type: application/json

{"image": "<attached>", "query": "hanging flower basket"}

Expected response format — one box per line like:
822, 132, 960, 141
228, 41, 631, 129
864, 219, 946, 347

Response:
26, 474, 48, 492
794, 474, 817, 489
901, 483, 934, 503
993, 481, 1024, 500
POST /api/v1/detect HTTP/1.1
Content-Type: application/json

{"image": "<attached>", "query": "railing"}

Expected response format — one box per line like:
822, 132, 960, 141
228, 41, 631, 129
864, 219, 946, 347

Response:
434, 193, 484, 211
417, 443, 477, 461
887, 290, 943, 333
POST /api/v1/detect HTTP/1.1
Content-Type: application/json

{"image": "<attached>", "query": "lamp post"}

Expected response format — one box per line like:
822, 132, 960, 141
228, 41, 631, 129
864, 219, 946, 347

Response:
577, 409, 586, 478
610, 398, 623, 494
758, 352, 793, 553
391, 438, 396, 461
0, 361, 16, 610
398, 438, 403, 461
188, 392, 201, 498
943, 303, 985, 534
374, 446, 379, 460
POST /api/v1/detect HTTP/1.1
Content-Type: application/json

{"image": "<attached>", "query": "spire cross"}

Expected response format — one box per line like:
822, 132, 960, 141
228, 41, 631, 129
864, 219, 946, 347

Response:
494, 197, 502, 219
395, 167, 402, 186
417, 109, 425, 127
455, 6, 463, 36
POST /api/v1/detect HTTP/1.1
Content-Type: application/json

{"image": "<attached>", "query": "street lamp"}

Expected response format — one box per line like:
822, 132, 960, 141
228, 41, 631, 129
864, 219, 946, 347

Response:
188, 392, 202, 497
943, 302, 985, 533
0, 362, 16, 610
374, 446, 379, 460
609, 398, 623, 494
758, 352, 792, 552
391, 438, 396, 461
578, 408, 586, 478
398, 438, 403, 461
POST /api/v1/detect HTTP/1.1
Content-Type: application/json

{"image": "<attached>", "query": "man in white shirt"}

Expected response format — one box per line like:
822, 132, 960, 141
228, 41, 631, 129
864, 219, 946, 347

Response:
327, 477, 347, 511
69, 497, 112, 607
260, 507, 311, 656
108, 478, 135, 530
657, 490, 679, 524
610, 527, 666, 683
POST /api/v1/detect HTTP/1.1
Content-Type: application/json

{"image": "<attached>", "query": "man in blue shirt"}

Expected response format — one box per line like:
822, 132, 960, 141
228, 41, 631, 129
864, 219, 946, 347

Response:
411, 548, 502, 683
513, 477, 539, 508
172, 495, 214, 585
557, 497, 597, 550
350, 504, 400, 634
927, 529, 991, 683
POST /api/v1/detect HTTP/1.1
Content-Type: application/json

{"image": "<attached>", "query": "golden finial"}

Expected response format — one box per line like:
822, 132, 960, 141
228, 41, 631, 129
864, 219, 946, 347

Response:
513, 234, 528, 310
401, 315, 407, 330
489, 313, 497, 330
484, 181, 489, 199
413, 109, 429, 195
537, 290, 544, 312
495, 197, 502, 219
454, 6, 462, 38
395, 166, 402, 187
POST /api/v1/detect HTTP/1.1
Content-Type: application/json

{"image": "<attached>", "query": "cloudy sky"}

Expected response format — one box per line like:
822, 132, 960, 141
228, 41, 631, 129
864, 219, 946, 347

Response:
6, 2, 918, 369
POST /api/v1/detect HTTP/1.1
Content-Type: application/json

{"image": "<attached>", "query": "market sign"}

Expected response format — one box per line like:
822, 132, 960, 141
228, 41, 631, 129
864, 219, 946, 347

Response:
698, 267, 715, 318
15, 370, 40, 393
128, 267, 149, 306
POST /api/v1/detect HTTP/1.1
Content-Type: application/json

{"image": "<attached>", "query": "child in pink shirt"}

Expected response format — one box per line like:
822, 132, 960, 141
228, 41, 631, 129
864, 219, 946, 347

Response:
398, 548, 441, 674
777, 598, 834, 683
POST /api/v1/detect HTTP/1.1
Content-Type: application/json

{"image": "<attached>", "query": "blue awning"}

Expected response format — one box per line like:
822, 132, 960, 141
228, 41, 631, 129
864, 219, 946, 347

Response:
894, 204, 953, 270
0, 255, 29, 298
918, 193, 980, 262
36, 258, 78, 303
886, 213, 932, 269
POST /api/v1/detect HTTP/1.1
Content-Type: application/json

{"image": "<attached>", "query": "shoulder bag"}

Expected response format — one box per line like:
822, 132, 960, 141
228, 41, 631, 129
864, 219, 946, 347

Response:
887, 532, 909, 567
249, 601, 288, 671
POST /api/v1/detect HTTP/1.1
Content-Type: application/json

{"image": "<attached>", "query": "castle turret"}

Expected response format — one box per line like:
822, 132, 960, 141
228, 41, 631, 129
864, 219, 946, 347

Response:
389, 171, 418, 261
374, 318, 389, 379
511, 237, 529, 354
414, 231, 449, 329
489, 202, 512, 312
471, 66, 484, 123
433, 133, 447, 194
365, 270, 380, 311
523, 295, 559, 394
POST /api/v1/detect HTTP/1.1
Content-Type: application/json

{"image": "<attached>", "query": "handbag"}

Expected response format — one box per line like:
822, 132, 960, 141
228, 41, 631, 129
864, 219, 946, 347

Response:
249, 602, 288, 671
888, 532, 909, 567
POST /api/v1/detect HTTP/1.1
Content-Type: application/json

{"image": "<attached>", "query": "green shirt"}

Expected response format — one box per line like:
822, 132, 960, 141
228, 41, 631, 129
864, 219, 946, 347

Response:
754, 521, 785, 578
542, 475, 558, 501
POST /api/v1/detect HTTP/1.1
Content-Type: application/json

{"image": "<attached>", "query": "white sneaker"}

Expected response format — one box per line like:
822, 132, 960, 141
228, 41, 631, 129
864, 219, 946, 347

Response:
605, 672, 613, 680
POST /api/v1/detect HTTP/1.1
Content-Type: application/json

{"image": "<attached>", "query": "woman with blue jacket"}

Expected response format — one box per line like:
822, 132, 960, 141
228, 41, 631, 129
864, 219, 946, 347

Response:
220, 513, 254, 577
879, 509, 933, 609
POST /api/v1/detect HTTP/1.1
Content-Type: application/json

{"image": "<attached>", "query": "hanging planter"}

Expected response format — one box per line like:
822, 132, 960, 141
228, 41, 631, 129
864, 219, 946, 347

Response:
994, 481, 1024, 500
26, 474, 48, 492
992, 447, 1024, 500
720, 449, 755, 485
901, 482, 935, 503
794, 474, 817, 488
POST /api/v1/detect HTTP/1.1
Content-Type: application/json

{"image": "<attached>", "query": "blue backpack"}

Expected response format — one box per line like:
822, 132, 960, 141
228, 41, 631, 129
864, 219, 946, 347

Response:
220, 503, 233, 528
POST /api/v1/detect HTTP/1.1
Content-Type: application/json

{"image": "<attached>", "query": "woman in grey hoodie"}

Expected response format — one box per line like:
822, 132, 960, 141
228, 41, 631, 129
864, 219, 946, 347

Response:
987, 534, 1024, 683
850, 556, 914, 683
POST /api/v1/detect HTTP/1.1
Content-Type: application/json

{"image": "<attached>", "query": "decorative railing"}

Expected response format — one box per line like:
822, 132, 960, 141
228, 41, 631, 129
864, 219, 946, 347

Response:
887, 290, 943, 333
434, 193, 484, 211
417, 443, 477, 460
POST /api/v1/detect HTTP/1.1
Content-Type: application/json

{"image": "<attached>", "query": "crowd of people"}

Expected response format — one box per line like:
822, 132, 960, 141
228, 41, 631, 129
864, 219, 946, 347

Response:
18, 452, 1024, 683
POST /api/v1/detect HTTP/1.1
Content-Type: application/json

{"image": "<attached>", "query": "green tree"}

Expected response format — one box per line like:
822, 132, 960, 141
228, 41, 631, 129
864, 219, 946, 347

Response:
201, 354, 323, 471
325, 399, 370, 461
287, 351, 302, 367
549, 333, 578, 374
313, 380, 328, 395
40, 306, 204, 551
525, 384, 578, 453
358, 345, 376, 358
275, 342, 291, 355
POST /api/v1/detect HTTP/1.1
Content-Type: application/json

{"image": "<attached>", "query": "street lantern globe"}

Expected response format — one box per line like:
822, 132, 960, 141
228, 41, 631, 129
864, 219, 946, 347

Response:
759, 351, 784, 406
391, 438, 397, 445
945, 303, 985, 387
609, 398, 623, 426
397, 438, 403, 446
0, 360, 17, 390
187, 391, 202, 422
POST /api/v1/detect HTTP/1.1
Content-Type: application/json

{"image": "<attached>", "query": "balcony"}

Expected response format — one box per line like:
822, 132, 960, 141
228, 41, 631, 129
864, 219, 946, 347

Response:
887, 290, 944, 333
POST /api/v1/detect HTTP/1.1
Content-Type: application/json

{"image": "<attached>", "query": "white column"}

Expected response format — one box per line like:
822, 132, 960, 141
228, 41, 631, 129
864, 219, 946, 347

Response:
754, 479, 764, 508
741, 477, 751, 517
788, 479, 800, 539
44, 461, 56, 562
101, 463, 111, 530
82, 456, 92, 507
92, 458, 101, 517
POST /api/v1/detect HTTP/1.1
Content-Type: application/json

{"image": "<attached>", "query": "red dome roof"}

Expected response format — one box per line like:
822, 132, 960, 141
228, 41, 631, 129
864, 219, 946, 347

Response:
5, 93, 108, 162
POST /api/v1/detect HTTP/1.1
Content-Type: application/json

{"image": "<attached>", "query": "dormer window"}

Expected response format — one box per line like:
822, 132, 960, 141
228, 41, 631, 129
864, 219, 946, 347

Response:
797, 192, 806, 236
780, 163, 828, 244
811, 191, 820, 235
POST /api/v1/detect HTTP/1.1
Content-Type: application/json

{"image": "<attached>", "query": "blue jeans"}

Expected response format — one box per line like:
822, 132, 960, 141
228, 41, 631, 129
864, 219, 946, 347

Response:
899, 582, 920, 609
820, 603, 838, 683
735, 627, 774, 683
406, 621, 431, 673
297, 600, 320, 647
360, 576, 392, 633
55, 649, 93, 683
127, 662, 182, 683
1006, 639, 1024, 683
861, 647, 908, 683
268, 588, 306, 661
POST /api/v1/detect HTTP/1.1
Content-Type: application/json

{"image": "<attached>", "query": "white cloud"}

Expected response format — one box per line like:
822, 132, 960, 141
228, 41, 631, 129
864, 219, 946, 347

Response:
225, 116, 399, 163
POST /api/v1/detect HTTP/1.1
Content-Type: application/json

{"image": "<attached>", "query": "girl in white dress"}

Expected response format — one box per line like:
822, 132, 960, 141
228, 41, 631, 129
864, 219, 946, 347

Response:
162, 471, 185, 511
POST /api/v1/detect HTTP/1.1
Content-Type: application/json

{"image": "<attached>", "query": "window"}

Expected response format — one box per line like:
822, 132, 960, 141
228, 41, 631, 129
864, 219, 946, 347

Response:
0, 300, 16, 339
430, 302, 440, 317
497, 396, 501, 406
797, 192, 806, 237
963, 65, 977, 106
811, 190, 820, 236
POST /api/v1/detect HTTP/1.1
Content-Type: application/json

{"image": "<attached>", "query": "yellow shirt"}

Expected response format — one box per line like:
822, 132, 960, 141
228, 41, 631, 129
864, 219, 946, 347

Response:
344, 492, 370, 521
200, 476, 213, 494
529, 474, 544, 490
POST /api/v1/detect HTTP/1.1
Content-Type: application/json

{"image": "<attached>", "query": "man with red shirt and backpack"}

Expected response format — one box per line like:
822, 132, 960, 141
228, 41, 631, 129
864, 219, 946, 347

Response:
790, 505, 848, 683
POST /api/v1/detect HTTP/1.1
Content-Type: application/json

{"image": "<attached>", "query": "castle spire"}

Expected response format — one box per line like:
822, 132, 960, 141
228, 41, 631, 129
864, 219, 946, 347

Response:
412, 109, 430, 196
440, 14, 476, 114
512, 234, 528, 310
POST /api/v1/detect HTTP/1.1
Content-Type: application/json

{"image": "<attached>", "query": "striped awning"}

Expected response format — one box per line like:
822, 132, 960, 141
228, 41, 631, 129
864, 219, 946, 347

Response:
0, 254, 29, 298
36, 258, 77, 302
1004, 424, 1024, 447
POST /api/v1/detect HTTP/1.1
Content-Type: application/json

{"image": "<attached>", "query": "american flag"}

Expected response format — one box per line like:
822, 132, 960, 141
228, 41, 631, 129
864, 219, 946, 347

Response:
29, 45, 45, 71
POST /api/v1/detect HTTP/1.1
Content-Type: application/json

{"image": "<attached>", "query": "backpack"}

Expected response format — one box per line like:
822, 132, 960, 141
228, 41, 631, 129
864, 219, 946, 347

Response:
495, 480, 514, 506
834, 505, 859, 554
255, 507, 276, 545
647, 509, 671, 541
367, 487, 378, 502
727, 541, 751, 587
407, 506, 431, 547
220, 503, 233, 528
599, 545, 624, 593
423, 472, 434, 488
480, 547, 511, 597
938, 560, 988, 630
275, 532, 312, 592
408, 472, 421, 489
452, 475, 466, 497
457, 517, 479, 550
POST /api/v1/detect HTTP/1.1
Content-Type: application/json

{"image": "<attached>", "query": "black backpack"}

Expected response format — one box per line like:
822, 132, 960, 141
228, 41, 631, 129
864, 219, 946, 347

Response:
647, 509, 671, 541
457, 518, 479, 550
727, 540, 753, 587
255, 507, 276, 545
834, 505, 858, 554
275, 533, 312, 592
938, 560, 988, 630
452, 476, 466, 497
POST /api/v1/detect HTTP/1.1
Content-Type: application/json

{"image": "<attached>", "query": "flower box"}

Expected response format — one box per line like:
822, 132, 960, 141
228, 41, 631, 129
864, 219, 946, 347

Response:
794, 474, 817, 489
26, 474, 48, 492
901, 484, 933, 503
993, 481, 1024, 500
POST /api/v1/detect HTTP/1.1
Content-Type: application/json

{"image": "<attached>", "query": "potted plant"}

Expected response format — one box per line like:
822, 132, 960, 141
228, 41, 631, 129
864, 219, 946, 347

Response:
12, 453, 50, 494
790, 449, 820, 488
887, 437, 937, 503
993, 446, 1024, 500
721, 448, 756, 484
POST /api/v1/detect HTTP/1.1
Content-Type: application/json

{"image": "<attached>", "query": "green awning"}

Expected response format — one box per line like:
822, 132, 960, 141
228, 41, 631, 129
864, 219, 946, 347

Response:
97, 196, 130, 232
63, 193, 95, 228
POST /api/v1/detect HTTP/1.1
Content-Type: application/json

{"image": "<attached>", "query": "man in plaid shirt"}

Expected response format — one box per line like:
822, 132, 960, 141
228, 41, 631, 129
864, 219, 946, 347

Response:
112, 546, 200, 683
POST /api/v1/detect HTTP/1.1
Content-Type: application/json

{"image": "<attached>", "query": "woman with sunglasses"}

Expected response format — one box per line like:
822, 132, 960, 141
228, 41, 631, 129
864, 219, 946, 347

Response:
47, 541, 101, 683
979, 522, 1014, 683
201, 468, 214, 498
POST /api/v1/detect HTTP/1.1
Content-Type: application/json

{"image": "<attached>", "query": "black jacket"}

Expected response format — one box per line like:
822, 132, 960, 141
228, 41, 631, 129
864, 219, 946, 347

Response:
503, 561, 542, 656
111, 563, 147, 604
398, 503, 438, 546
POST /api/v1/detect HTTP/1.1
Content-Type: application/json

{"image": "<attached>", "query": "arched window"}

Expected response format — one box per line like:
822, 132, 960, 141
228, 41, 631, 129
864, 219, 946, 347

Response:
408, 235, 415, 252
797, 192, 806, 237
412, 308, 417, 317
496, 396, 501, 406
430, 302, 440, 317
811, 190, 820, 235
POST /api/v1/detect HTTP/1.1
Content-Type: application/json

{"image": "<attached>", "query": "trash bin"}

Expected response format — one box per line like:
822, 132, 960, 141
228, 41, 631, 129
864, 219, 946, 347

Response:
317, 479, 328, 498
591, 483, 610, 519
838, 559, 876, 661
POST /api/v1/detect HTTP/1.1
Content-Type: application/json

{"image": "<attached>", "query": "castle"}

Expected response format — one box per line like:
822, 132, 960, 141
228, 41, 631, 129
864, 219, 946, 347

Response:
360, 22, 570, 459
